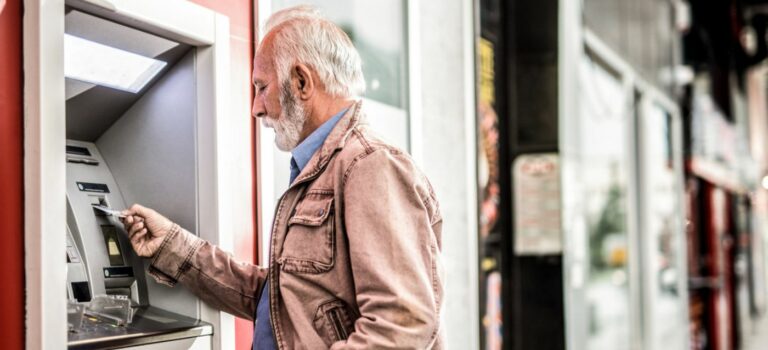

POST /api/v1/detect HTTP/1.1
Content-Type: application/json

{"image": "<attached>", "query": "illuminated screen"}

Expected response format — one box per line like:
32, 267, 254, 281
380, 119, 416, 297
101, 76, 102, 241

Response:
100, 225, 125, 266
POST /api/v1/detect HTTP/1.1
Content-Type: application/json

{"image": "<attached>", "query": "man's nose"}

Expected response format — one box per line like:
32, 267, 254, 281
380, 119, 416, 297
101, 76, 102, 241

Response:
252, 100, 266, 118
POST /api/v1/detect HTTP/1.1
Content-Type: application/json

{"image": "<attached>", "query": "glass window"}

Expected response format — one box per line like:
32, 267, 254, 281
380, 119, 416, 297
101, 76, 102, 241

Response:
640, 102, 687, 350
269, 0, 410, 150
575, 53, 632, 350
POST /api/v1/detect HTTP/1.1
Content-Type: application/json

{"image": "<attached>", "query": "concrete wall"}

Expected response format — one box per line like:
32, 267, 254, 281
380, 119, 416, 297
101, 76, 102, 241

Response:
414, 0, 479, 348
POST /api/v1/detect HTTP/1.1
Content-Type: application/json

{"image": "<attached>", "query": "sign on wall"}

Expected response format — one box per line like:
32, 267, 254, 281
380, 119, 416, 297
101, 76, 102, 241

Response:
513, 153, 562, 255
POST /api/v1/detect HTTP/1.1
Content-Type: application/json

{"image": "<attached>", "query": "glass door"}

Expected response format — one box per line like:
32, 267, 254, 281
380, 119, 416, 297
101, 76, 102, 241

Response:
638, 98, 688, 350
563, 49, 634, 350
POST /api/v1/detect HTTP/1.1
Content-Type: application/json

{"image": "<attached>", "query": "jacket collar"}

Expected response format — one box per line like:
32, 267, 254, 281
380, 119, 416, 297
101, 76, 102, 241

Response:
289, 100, 364, 188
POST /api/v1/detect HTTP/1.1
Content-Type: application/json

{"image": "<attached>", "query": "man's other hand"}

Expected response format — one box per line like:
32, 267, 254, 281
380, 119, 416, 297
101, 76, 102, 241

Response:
120, 204, 174, 258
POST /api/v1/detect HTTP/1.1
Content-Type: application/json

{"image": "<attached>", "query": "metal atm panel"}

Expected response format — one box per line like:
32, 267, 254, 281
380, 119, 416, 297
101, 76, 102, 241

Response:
66, 140, 149, 306
66, 140, 212, 349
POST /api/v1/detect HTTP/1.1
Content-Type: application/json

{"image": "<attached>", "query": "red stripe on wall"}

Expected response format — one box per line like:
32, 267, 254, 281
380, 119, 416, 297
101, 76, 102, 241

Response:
0, 0, 26, 349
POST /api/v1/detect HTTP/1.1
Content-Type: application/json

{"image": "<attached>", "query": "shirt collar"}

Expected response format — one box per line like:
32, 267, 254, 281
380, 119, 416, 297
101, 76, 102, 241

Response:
291, 107, 349, 172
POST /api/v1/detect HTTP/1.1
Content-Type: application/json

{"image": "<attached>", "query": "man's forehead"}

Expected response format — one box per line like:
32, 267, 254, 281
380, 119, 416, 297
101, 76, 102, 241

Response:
252, 51, 273, 82
254, 51, 271, 71
253, 36, 275, 81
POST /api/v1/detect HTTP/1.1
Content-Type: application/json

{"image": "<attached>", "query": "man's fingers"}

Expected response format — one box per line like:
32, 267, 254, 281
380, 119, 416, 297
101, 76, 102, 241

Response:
129, 227, 142, 241
122, 204, 142, 218
128, 225, 139, 239
128, 221, 145, 239
129, 226, 147, 243
129, 204, 153, 218
131, 219, 144, 230
120, 204, 165, 258
122, 204, 152, 224
130, 228, 147, 248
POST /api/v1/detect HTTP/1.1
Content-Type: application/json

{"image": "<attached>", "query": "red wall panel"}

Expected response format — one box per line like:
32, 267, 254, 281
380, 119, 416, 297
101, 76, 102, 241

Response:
0, 0, 26, 349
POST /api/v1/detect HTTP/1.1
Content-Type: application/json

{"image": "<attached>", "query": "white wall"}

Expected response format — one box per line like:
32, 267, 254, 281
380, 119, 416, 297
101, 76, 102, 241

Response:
413, 0, 479, 348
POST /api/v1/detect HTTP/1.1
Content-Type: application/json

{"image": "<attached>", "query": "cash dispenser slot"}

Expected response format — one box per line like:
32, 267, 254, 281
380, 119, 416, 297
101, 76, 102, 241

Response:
67, 157, 99, 166
71, 282, 92, 303
67, 145, 100, 165
67, 145, 92, 156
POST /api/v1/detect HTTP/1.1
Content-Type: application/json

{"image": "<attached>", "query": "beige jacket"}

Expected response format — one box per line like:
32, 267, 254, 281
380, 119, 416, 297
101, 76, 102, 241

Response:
148, 101, 444, 349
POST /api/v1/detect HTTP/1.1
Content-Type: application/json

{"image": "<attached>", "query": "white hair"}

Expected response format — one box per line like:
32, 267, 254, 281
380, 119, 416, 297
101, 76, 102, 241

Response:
264, 5, 365, 98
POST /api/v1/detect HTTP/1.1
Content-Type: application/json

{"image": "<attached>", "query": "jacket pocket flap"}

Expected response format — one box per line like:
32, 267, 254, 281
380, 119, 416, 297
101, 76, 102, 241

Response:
288, 194, 333, 226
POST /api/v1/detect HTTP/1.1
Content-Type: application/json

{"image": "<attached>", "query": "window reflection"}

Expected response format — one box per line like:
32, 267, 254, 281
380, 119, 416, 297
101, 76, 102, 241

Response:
641, 103, 686, 350
269, 0, 410, 150
577, 54, 631, 350
269, 0, 408, 109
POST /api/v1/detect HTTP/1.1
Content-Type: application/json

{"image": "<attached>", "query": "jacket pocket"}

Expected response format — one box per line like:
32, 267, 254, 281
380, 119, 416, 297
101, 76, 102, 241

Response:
279, 192, 335, 274
313, 299, 355, 346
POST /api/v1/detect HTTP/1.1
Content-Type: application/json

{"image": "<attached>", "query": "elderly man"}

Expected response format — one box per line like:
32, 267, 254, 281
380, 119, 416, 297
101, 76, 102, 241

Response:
121, 5, 443, 349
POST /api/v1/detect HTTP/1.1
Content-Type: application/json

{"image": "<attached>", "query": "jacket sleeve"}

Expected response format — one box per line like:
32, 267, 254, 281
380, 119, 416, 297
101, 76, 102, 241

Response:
332, 148, 443, 350
147, 224, 267, 320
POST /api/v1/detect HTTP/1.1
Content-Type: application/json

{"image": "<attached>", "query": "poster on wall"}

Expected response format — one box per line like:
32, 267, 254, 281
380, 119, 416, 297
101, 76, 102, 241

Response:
477, 33, 502, 350
477, 37, 499, 240
513, 153, 562, 255
484, 271, 503, 350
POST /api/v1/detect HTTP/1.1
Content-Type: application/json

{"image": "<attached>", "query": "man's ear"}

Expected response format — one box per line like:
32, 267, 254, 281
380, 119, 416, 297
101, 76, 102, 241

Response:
291, 63, 315, 100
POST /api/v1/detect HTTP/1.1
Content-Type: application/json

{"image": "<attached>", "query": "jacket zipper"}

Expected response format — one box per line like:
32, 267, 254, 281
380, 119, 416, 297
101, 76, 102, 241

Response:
330, 308, 348, 340
268, 193, 287, 349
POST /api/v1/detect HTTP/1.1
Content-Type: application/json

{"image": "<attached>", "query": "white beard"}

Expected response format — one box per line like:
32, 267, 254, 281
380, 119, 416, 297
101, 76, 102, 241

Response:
262, 82, 307, 152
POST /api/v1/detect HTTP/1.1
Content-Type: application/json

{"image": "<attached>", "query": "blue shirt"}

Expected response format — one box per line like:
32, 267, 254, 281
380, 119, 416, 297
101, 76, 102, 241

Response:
253, 107, 348, 350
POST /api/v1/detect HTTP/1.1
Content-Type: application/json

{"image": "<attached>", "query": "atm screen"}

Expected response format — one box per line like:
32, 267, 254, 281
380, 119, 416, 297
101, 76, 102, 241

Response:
100, 225, 125, 266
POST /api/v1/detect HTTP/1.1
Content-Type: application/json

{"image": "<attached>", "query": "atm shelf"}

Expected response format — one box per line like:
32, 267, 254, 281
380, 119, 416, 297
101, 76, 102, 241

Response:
68, 306, 212, 349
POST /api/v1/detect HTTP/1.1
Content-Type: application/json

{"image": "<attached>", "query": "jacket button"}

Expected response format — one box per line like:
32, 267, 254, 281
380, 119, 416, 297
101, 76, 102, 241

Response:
317, 209, 324, 216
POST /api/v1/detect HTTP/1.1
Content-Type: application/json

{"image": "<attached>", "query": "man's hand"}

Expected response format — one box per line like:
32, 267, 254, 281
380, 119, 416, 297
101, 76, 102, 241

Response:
120, 204, 174, 258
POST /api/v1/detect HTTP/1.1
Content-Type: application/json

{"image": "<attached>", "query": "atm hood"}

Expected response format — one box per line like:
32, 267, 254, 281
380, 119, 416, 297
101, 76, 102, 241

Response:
65, 8, 192, 141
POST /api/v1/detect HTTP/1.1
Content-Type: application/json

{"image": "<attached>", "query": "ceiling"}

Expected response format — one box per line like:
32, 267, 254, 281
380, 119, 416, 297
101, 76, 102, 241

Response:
65, 8, 192, 141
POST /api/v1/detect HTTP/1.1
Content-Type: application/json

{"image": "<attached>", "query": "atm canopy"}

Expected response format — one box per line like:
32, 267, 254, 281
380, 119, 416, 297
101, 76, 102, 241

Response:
65, 8, 192, 141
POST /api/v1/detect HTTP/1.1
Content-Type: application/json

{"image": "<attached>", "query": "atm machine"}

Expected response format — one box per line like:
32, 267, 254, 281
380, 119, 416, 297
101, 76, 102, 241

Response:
66, 141, 212, 349
63, 3, 224, 348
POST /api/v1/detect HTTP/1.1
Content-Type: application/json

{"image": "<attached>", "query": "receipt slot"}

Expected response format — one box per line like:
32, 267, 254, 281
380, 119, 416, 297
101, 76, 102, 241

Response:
60, 0, 233, 348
